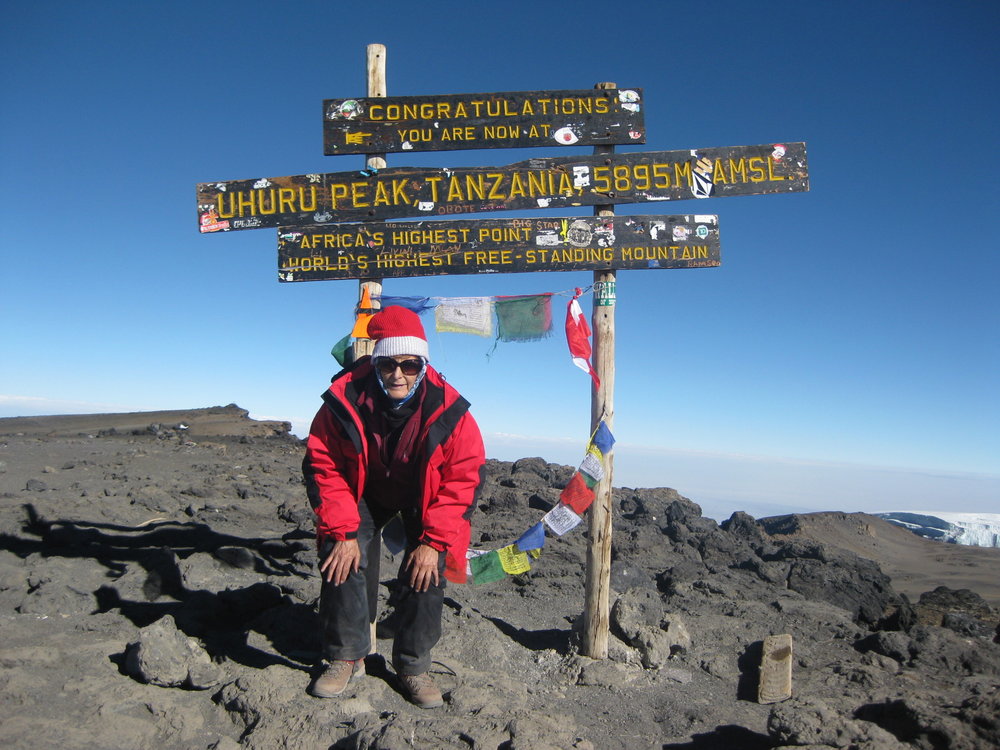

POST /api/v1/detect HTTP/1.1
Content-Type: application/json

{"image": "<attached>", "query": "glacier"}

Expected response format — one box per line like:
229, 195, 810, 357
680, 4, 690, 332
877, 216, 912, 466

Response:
875, 511, 1000, 548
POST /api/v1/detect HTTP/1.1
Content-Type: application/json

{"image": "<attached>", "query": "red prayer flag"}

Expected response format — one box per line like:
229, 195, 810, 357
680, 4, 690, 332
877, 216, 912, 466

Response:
444, 550, 467, 584
560, 471, 595, 514
566, 290, 600, 389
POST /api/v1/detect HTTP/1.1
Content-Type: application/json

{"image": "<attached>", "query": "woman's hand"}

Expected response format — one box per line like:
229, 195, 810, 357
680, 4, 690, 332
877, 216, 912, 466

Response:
320, 539, 361, 584
405, 543, 440, 592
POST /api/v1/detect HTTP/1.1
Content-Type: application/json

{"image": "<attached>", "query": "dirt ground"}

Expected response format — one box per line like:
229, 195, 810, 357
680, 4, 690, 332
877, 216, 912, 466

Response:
1, 407, 997, 749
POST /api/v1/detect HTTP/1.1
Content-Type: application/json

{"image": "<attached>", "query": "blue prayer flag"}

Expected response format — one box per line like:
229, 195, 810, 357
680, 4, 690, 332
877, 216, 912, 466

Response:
381, 515, 406, 555
515, 522, 545, 553
593, 421, 615, 455
376, 296, 434, 314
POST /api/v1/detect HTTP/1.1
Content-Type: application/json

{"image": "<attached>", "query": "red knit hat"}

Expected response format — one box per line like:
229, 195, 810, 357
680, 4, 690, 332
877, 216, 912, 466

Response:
368, 306, 430, 361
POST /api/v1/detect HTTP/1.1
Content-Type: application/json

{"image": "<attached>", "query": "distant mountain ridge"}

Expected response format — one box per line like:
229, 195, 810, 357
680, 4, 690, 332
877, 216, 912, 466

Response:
876, 511, 1000, 548
0, 404, 292, 439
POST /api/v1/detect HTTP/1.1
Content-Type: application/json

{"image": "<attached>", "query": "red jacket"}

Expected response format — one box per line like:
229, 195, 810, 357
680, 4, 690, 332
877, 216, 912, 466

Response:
303, 357, 485, 583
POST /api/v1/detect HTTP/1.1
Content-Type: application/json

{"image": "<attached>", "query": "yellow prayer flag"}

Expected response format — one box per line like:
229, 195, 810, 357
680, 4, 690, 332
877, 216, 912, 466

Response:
497, 544, 531, 575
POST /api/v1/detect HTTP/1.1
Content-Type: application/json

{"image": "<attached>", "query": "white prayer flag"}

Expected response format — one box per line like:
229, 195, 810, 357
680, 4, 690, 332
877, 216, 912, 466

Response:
579, 452, 605, 482
542, 504, 583, 536
435, 297, 493, 337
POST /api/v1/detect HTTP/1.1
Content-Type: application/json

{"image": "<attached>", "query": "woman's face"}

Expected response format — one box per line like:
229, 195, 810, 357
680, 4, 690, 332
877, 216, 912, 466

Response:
376, 355, 423, 399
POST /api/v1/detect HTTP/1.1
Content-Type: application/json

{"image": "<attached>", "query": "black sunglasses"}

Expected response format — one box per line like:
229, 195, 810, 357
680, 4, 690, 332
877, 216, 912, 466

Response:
375, 357, 424, 376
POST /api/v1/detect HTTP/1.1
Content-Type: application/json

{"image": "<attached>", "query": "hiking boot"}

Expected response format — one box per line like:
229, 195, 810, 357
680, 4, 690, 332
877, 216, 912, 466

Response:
309, 659, 365, 698
399, 672, 443, 709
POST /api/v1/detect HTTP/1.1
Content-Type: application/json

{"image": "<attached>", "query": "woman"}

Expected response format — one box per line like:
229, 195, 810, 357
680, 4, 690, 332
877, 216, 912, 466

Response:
303, 306, 485, 708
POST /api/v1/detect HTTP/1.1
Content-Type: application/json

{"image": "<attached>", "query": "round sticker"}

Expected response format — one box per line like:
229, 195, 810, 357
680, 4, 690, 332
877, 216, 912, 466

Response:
331, 100, 361, 119
567, 220, 593, 247
553, 127, 579, 145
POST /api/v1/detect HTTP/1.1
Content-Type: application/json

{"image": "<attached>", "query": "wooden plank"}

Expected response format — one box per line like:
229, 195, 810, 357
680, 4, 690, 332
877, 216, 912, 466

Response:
277, 215, 720, 281
323, 88, 645, 154
758, 634, 793, 704
197, 142, 808, 232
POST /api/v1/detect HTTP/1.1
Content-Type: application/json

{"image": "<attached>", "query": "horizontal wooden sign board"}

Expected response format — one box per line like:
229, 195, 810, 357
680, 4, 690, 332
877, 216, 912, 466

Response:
277, 215, 719, 281
323, 89, 645, 154
197, 142, 806, 232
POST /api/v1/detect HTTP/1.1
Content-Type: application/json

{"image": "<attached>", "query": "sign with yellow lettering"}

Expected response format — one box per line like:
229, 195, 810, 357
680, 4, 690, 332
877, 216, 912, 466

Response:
197, 142, 807, 232
323, 89, 645, 154
277, 215, 719, 281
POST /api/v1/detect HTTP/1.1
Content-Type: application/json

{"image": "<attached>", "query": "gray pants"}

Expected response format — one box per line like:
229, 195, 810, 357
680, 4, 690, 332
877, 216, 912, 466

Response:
318, 499, 446, 675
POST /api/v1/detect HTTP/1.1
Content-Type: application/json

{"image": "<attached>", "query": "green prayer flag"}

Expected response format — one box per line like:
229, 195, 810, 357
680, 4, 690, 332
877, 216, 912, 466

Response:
494, 294, 553, 342
331, 334, 353, 367
469, 550, 507, 584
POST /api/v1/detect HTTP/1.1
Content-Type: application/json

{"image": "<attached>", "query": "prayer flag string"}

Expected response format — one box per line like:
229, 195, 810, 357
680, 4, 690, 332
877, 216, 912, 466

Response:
460, 419, 615, 584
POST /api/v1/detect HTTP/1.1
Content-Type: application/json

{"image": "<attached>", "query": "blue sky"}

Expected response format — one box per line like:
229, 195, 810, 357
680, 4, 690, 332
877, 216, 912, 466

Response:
2, 1, 997, 520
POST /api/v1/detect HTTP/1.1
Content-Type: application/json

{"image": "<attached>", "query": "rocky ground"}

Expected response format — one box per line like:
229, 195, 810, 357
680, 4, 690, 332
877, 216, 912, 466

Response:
0, 406, 998, 749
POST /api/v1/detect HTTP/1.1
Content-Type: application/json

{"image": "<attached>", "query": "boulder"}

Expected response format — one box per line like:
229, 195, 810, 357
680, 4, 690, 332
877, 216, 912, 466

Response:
769, 699, 909, 749
124, 614, 223, 688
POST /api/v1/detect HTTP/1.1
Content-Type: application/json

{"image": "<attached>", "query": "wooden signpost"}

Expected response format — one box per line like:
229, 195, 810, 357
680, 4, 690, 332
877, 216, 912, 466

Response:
586, 82, 618, 660
195, 45, 810, 662
324, 88, 645, 154
196, 143, 807, 232
278, 215, 720, 281
355, 44, 387, 361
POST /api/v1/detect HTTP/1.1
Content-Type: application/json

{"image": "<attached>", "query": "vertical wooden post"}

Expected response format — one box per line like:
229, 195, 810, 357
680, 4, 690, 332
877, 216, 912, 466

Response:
582, 82, 617, 659
353, 43, 387, 361
360, 45, 386, 654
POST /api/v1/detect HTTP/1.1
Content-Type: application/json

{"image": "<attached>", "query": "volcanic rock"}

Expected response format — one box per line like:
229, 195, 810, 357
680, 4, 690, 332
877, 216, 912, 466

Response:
125, 614, 225, 688
1, 407, 999, 749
